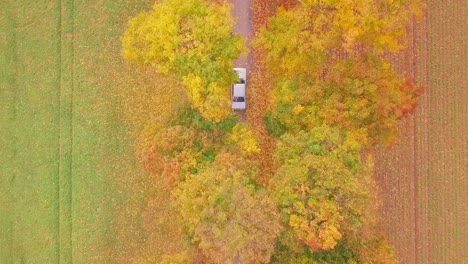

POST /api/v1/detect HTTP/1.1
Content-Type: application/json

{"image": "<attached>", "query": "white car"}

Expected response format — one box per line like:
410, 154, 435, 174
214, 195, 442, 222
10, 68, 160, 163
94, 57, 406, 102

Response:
232, 68, 246, 110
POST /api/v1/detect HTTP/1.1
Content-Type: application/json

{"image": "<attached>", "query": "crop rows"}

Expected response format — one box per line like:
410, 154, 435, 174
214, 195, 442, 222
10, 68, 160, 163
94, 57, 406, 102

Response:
374, 0, 467, 263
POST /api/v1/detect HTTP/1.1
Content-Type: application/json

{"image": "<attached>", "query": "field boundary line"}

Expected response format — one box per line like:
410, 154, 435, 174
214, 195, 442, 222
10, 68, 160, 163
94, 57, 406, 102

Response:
423, 4, 430, 262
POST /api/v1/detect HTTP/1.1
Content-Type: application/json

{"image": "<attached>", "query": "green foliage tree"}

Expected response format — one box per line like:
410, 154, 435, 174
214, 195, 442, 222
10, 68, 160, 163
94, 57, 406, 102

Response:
122, 0, 245, 122
272, 234, 360, 264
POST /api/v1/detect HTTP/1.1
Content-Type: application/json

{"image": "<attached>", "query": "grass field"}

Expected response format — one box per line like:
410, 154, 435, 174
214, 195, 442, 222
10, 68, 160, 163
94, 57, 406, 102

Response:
0, 0, 182, 262
374, 0, 467, 263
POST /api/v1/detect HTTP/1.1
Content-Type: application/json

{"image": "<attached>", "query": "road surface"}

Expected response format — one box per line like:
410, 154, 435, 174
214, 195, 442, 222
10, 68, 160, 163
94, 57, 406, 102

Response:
229, 0, 253, 121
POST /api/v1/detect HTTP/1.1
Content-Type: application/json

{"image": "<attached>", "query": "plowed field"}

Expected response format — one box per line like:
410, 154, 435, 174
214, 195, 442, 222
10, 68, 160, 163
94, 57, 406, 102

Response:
374, 1, 467, 263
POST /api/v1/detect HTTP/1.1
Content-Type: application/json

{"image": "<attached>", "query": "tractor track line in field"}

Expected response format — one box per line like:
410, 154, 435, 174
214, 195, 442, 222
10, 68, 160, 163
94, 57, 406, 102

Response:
58, 0, 75, 262
68, 0, 75, 260
411, 15, 419, 264
69, 0, 75, 260
424, 5, 430, 262
57, 0, 62, 261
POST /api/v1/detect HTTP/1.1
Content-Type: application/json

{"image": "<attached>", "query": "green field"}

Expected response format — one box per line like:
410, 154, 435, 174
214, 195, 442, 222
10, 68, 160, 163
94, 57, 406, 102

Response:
0, 0, 165, 262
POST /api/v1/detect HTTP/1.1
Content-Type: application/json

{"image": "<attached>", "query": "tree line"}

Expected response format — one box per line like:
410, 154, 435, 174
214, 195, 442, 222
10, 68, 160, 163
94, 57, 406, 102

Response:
122, 0, 424, 262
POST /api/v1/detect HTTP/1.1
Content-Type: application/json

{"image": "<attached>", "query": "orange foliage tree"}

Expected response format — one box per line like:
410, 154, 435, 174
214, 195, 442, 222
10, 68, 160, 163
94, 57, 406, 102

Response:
263, 55, 424, 146
136, 107, 277, 262
253, 0, 424, 262
254, 0, 425, 147
122, 0, 281, 262
124, 0, 425, 262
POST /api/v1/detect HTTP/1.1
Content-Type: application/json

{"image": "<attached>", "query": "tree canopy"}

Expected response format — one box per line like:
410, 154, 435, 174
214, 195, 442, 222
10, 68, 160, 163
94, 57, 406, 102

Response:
122, 0, 245, 122
175, 152, 281, 263
256, 0, 424, 146
122, 0, 424, 262
252, 0, 424, 262
254, 0, 424, 78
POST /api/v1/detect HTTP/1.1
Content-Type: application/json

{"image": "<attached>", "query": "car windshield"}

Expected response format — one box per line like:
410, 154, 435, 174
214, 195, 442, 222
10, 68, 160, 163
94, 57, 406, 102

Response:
233, 96, 245, 102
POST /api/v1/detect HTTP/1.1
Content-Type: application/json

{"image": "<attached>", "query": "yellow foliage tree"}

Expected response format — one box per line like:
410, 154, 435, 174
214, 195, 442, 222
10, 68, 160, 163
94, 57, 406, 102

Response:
255, 0, 424, 68
265, 55, 423, 146
175, 152, 282, 263
256, 0, 425, 146
225, 124, 261, 157
270, 128, 377, 250
122, 0, 246, 122
254, 1, 421, 256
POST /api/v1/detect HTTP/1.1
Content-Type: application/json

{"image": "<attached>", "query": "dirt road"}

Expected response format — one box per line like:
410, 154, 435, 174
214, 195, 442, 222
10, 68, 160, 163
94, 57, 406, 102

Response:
230, 0, 253, 68
229, 0, 253, 122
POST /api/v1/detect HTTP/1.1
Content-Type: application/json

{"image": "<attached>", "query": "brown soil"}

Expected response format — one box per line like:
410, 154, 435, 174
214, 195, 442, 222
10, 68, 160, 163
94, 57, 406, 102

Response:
374, 1, 467, 263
